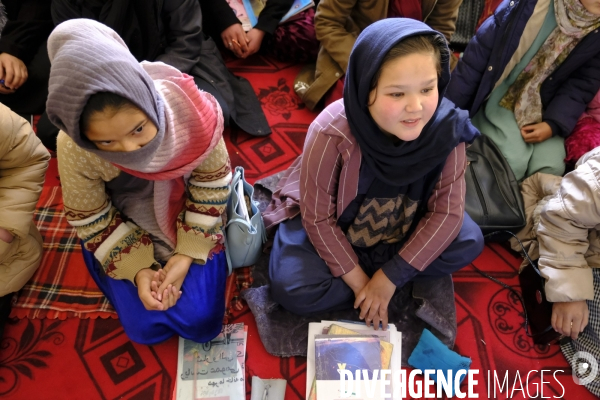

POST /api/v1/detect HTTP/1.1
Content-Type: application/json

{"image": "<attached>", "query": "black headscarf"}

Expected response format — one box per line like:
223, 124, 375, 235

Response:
343, 18, 478, 187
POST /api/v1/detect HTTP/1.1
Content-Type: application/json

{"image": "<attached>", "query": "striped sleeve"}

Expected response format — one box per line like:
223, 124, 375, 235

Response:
175, 137, 232, 263
397, 142, 467, 271
57, 132, 158, 283
299, 108, 359, 277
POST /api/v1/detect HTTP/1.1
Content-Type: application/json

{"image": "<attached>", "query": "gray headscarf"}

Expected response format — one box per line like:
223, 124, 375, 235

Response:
46, 18, 165, 167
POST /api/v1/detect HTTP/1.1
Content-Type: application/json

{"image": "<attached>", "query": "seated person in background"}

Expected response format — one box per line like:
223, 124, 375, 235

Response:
445, 0, 600, 181
565, 87, 600, 164
45, 0, 270, 152
47, 19, 232, 345
264, 19, 483, 329
0, 105, 50, 336
537, 147, 600, 397
0, 0, 50, 340
294, 0, 463, 110
0, 0, 53, 144
200, 0, 319, 63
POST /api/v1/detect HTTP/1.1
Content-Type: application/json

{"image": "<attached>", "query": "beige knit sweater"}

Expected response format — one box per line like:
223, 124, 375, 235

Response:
57, 131, 231, 283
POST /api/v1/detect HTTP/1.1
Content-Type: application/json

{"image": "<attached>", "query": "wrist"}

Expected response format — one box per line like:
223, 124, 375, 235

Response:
173, 253, 194, 264
134, 268, 150, 286
134, 270, 141, 286
341, 266, 367, 293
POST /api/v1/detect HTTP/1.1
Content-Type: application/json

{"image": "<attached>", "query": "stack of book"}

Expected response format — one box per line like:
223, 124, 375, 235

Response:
174, 323, 248, 399
307, 320, 402, 400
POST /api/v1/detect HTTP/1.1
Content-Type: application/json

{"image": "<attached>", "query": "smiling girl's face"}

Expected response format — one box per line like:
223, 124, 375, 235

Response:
84, 106, 157, 152
368, 52, 439, 142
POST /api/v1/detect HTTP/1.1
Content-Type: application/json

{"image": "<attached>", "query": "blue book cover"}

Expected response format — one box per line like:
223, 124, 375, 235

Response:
242, 0, 314, 28
315, 335, 381, 381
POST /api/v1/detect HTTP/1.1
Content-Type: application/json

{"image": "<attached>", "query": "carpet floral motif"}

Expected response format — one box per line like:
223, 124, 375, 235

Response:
0, 319, 64, 396
257, 78, 305, 120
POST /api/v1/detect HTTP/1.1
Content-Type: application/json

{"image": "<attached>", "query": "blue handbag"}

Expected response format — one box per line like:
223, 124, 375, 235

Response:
224, 166, 267, 274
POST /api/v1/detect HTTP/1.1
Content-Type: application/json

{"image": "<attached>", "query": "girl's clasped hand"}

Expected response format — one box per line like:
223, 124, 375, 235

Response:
136, 254, 195, 312
221, 24, 265, 58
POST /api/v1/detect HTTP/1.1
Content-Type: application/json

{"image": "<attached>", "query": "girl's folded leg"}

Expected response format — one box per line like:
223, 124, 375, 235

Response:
413, 212, 484, 280
269, 216, 355, 315
81, 245, 227, 345
527, 135, 566, 178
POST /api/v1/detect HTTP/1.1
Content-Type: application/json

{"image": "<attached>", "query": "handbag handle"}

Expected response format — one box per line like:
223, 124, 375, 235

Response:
224, 166, 267, 276
224, 229, 233, 276
483, 231, 542, 277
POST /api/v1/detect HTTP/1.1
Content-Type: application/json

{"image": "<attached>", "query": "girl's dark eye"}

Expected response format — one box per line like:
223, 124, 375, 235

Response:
135, 125, 144, 133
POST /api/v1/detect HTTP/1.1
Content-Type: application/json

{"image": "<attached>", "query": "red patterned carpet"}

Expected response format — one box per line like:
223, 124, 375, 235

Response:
1, 54, 597, 400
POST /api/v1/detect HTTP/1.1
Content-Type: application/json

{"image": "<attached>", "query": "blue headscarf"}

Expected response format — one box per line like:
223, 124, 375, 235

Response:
344, 18, 478, 187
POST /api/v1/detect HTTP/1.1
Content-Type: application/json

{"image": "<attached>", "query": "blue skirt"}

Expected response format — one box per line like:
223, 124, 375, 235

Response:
81, 245, 227, 345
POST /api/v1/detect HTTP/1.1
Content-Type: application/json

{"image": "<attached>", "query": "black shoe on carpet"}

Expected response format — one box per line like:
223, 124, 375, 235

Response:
0, 293, 13, 339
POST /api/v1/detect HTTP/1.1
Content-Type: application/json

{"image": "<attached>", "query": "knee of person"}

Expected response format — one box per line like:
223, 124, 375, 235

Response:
269, 283, 313, 316
460, 227, 484, 266
0, 236, 43, 296
472, 228, 485, 256
186, 307, 224, 330
123, 326, 166, 345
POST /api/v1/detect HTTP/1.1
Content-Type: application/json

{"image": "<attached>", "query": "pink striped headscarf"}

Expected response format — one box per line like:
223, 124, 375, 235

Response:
46, 19, 224, 244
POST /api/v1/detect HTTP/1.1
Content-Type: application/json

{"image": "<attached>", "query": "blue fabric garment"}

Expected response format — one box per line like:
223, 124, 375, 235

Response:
269, 213, 483, 315
343, 18, 478, 187
81, 244, 227, 345
408, 328, 472, 397
446, 0, 600, 138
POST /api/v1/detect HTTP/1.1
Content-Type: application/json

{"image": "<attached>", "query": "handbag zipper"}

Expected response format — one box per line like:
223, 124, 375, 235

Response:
468, 161, 489, 220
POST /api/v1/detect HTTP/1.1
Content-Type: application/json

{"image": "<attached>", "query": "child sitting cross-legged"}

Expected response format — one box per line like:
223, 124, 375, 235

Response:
264, 18, 485, 330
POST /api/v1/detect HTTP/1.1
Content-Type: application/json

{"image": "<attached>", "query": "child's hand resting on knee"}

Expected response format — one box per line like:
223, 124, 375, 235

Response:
520, 122, 552, 143
354, 270, 396, 331
155, 254, 194, 308
135, 268, 170, 311
552, 300, 589, 340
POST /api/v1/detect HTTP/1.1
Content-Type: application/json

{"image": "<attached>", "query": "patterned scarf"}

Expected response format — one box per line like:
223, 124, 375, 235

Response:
46, 19, 223, 244
500, 0, 600, 127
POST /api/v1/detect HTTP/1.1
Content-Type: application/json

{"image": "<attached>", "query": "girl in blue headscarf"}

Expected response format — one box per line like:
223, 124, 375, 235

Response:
263, 18, 485, 329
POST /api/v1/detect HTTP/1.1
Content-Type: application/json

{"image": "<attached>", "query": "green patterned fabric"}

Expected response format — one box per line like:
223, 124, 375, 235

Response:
471, 0, 565, 180
500, 0, 600, 128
